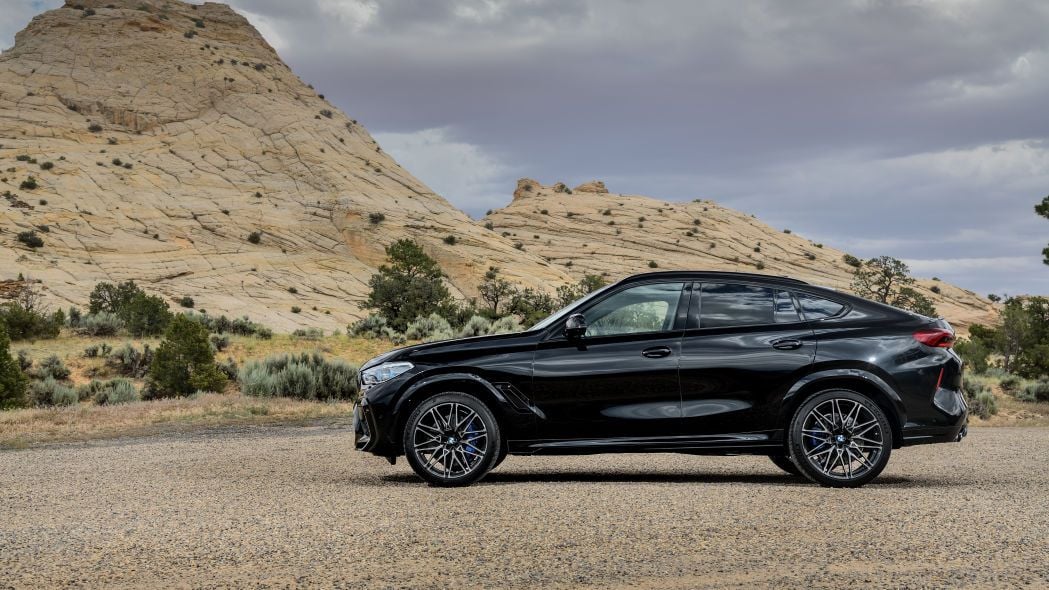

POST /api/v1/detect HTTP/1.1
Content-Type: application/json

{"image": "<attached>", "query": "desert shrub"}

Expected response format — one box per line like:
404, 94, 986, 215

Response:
30, 377, 77, 407
291, 328, 323, 340
16, 350, 32, 371
217, 357, 239, 382
999, 374, 1022, 393
842, 254, 861, 268
484, 221, 494, 230
0, 323, 29, 409
962, 376, 998, 419
930, 285, 941, 294
648, 261, 658, 268
16, 231, 43, 248
210, 334, 230, 351
239, 352, 358, 401
1018, 381, 1049, 403
75, 312, 124, 336
179, 296, 195, 308
458, 315, 492, 338
88, 123, 103, 132
76, 379, 106, 402
19, 177, 38, 190
368, 212, 385, 224
34, 355, 70, 380
405, 313, 453, 341
247, 231, 261, 244
39, 161, 54, 171
93, 378, 139, 405
147, 315, 227, 399
182, 312, 272, 339
66, 307, 82, 328
106, 343, 153, 378
443, 235, 457, 245
290, 306, 302, 314
351, 314, 393, 338
488, 315, 522, 335
0, 301, 63, 341
320, 109, 333, 118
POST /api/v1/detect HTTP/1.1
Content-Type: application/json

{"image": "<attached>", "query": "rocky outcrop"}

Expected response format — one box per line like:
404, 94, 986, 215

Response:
573, 180, 608, 194
0, 0, 571, 332
482, 180, 997, 332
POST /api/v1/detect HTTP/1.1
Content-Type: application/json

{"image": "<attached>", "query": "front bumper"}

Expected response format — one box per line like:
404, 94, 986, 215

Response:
353, 401, 375, 451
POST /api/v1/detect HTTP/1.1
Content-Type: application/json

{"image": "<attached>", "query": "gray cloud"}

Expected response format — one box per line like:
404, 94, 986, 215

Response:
4, 0, 1048, 295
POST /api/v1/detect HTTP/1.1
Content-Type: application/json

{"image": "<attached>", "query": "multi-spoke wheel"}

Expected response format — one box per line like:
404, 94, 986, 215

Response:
402, 392, 501, 487
787, 390, 893, 488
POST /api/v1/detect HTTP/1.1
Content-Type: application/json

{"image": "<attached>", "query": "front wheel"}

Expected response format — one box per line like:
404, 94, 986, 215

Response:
787, 390, 893, 488
402, 392, 501, 487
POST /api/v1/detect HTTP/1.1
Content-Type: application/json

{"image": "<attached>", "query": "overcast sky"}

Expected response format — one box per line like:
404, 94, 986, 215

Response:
4, 0, 1048, 296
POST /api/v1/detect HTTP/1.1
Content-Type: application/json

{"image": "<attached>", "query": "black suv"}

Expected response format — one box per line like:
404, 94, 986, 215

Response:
353, 271, 967, 487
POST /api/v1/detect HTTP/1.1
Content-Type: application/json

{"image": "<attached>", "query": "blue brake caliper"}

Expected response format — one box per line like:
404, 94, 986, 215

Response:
463, 417, 480, 457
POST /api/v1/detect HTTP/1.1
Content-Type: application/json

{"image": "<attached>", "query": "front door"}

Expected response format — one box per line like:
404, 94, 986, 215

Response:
530, 281, 689, 442
678, 283, 815, 440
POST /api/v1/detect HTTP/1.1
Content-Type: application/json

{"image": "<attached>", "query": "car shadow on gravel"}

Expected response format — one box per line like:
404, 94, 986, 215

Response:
375, 471, 958, 487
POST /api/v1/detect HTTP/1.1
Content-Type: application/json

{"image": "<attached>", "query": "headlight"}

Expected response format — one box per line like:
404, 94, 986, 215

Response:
360, 361, 413, 392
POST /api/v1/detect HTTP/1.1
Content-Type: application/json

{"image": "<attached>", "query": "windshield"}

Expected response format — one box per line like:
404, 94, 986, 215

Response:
528, 283, 617, 331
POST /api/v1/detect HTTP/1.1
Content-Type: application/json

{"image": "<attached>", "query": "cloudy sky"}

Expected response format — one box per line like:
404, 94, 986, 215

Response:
4, 0, 1048, 296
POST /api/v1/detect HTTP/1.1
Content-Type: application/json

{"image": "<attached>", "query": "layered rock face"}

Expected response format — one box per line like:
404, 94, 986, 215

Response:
0, 0, 570, 331
484, 179, 998, 332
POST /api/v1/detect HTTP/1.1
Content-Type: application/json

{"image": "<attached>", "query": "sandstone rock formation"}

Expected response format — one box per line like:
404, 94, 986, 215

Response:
0, 0, 571, 332
483, 179, 997, 332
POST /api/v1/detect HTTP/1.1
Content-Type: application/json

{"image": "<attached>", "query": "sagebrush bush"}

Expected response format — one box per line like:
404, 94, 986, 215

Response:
16, 231, 43, 248
75, 312, 125, 336
17, 350, 32, 372
93, 378, 139, 405
999, 374, 1022, 393
210, 334, 230, 352
405, 313, 453, 341
962, 376, 998, 419
1018, 381, 1049, 403
30, 377, 77, 407
182, 312, 272, 339
33, 354, 70, 380
239, 352, 358, 401
488, 316, 522, 335
291, 328, 323, 340
458, 315, 492, 338
106, 343, 153, 378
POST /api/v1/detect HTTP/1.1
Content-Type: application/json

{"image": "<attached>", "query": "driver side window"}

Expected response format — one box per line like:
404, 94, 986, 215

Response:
584, 282, 685, 336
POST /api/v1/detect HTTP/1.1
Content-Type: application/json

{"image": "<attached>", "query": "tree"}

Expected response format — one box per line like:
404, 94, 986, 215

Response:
1037, 195, 1049, 265
851, 256, 937, 316
0, 282, 62, 341
364, 239, 454, 331
88, 280, 172, 336
555, 274, 608, 307
0, 321, 29, 409
478, 267, 516, 317
89, 280, 141, 315
148, 315, 227, 398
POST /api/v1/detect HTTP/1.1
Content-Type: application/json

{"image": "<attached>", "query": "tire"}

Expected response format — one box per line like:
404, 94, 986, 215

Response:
492, 444, 509, 470
787, 389, 893, 488
768, 453, 801, 476
402, 392, 501, 487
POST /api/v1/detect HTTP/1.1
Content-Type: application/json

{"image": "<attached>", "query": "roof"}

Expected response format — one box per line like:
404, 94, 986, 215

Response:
618, 270, 810, 286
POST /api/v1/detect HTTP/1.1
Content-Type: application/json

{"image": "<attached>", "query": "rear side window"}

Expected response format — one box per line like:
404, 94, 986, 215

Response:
700, 283, 774, 328
774, 290, 801, 323
796, 292, 845, 320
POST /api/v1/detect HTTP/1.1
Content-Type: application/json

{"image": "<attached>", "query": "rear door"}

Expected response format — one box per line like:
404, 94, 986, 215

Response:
678, 282, 815, 438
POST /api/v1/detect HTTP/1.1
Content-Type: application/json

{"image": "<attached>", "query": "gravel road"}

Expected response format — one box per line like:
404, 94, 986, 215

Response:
2, 426, 1047, 589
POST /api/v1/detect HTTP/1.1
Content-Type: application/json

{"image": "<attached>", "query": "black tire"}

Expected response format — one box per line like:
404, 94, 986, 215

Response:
402, 392, 501, 487
768, 453, 801, 476
788, 389, 893, 488
492, 444, 509, 470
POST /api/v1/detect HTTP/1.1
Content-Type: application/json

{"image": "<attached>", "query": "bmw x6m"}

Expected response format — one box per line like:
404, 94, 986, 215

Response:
353, 271, 968, 487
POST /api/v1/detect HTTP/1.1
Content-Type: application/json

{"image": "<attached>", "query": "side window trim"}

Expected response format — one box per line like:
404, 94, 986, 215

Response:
543, 280, 688, 340
792, 289, 852, 322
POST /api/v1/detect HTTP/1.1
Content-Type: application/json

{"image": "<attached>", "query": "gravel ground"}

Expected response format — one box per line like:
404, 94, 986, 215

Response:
1, 426, 1047, 589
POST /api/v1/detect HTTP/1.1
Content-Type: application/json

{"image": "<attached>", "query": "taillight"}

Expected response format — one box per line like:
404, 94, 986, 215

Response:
914, 328, 954, 348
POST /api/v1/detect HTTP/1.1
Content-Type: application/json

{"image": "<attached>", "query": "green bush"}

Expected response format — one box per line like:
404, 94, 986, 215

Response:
210, 334, 230, 351
443, 235, 457, 245
368, 212, 385, 224
33, 354, 70, 380
16, 231, 43, 248
106, 343, 153, 378
349, 314, 405, 343
405, 313, 453, 341
488, 316, 522, 335
0, 322, 29, 409
962, 376, 998, 419
182, 312, 272, 339
290, 328, 322, 340
239, 352, 358, 401
86, 281, 171, 336
75, 312, 124, 336
999, 374, 1022, 393
247, 231, 262, 244
954, 338, 990, 374
16, 350, 32, 372
30, 377, 77, 407
147, 315, 227, 399
0, 302, 62, 341
179, 296, 195, 308
94, 378, 138, 405
19, 176, 38, 190
458, 315, 492, 338
1018, 381, 1049, 403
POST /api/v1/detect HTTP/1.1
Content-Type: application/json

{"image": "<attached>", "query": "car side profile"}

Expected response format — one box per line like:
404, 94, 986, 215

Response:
353, 271, 968, 487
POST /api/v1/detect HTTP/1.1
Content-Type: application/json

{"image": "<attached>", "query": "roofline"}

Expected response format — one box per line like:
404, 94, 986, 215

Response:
616, 270, 810, 286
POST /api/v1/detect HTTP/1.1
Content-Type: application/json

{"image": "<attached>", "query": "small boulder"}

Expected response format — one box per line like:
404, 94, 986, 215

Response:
573, 180, 608, 194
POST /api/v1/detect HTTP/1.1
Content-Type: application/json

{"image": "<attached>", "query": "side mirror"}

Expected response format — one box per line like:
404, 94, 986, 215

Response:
564, 313, 587, 339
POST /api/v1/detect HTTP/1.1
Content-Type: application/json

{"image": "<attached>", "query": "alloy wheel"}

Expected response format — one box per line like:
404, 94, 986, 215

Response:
800, 397, 884, 481
411, 402, 489, 479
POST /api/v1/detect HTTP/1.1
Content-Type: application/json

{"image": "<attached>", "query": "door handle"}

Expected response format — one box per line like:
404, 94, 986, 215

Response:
641, 346, 673, 358
771, 339, 803, 351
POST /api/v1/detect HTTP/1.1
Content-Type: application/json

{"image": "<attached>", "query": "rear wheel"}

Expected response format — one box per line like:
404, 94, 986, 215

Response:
788, 390, 893, 488
768, 454, 801, 476
402, 392, 501, 487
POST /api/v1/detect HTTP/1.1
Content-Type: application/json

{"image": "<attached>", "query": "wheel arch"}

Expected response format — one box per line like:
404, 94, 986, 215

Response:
391, 372, 513, 454
782, 369, 906, 448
